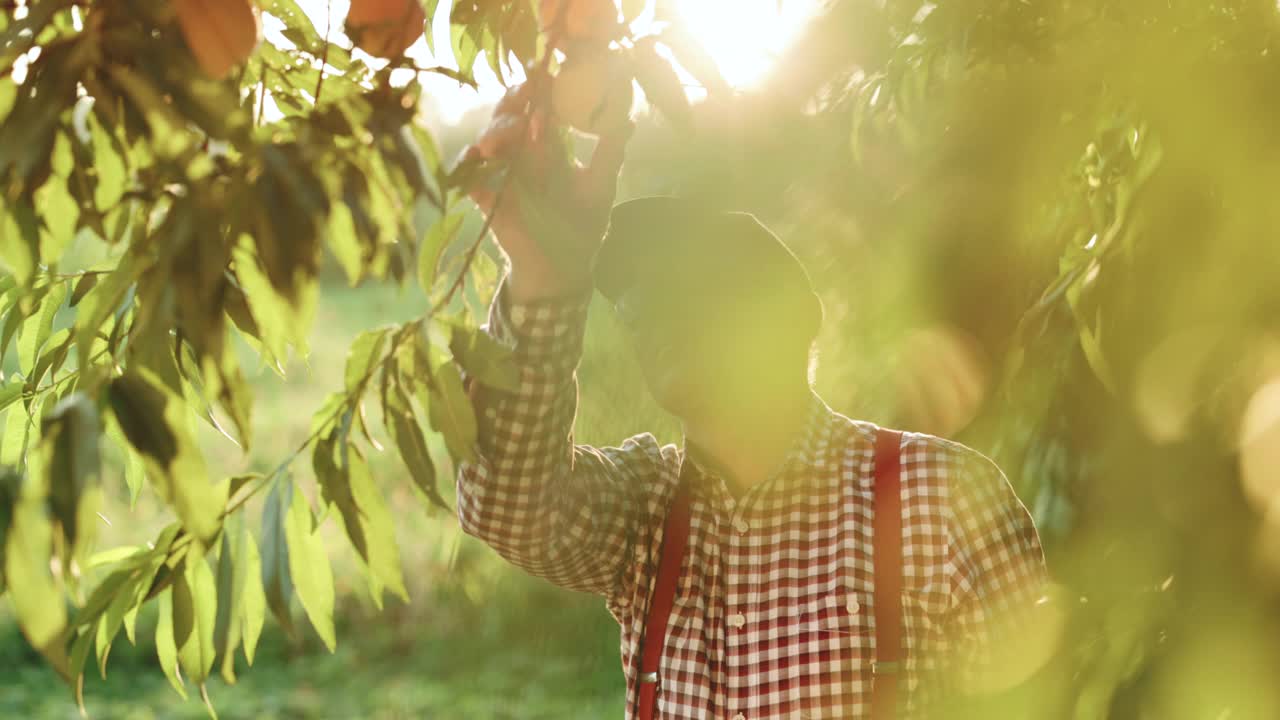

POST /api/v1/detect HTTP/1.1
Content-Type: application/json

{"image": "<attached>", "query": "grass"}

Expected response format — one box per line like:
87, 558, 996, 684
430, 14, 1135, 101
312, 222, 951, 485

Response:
1, 266, 680, 719
1, 575, 624, 719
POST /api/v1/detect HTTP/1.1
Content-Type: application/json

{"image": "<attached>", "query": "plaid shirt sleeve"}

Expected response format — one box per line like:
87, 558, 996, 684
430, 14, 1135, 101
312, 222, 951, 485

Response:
944, 448, 1051, 692
455, 279, 671, 598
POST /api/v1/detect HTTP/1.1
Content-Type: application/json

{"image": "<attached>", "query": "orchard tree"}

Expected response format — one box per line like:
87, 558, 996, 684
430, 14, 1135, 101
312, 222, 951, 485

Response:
0, 0, 696, 711
7, 0, 1280, 716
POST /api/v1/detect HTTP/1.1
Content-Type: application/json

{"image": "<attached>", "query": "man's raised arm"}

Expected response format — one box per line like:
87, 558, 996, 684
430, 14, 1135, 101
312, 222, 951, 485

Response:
452, 81, 654, 598
455, 279, 669, 597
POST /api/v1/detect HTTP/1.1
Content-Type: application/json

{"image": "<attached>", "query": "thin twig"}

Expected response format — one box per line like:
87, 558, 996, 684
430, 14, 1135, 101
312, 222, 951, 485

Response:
428, 49, 558, 315
429, 178, 511, 316
314, 0, 332, 104
255, 65, 266, 127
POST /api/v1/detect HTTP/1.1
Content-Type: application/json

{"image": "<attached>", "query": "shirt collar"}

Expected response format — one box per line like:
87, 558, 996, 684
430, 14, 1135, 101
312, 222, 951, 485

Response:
682, 390, 836, 495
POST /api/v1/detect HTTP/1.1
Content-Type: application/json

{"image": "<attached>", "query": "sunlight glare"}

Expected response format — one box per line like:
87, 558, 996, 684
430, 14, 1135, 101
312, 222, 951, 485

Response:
667, 0, 818, 88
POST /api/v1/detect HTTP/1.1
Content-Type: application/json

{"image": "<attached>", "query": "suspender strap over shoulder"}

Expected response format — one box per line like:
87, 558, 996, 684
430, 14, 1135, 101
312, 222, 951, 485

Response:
636, 428, 904, 720
637, 482, 691, 720
872, 428, 905, 719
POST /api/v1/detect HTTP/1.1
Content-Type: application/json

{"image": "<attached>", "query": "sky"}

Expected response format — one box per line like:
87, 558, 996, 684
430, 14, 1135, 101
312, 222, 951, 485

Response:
285, 0, 820, 125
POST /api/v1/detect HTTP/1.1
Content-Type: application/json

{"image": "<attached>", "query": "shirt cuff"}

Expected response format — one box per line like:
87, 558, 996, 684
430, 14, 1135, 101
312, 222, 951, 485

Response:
487, 276, 593, 368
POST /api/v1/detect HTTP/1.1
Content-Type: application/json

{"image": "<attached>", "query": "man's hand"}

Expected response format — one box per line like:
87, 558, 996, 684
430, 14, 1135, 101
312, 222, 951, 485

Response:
462, 80, 633, 303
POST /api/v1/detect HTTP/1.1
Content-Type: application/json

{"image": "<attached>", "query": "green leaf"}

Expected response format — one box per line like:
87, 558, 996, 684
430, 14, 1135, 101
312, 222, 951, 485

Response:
384, 382, 446, 508
174, 556, 217, 684
17, 280, 66, 375
107, 370, 223, 545
104, 417, 145, 508
92, 552, 163, 678
260, 477, 295, 635
393, 125, 443, 209
0, 208, 37, 284
0, 379, 22, 413
417, 211, 464, 296
284, 482, 336, 651
1, 395, 33, 467
4, 472, 68, 674
207, 350, 254, 452
344, 327, 389, 394
261, 0, 322, 48
239, 527, 265, 667
89, 111, 126, 211
327, 202, 363, 287
351, 445, 408, 603
74, 565, 144, 631
448, 322, 519, 393
69, 625, 94, 714
27, 326, 71, 391
74, 245, 148, 365
104, 65, 191, 160
313, 434, 363, 552
36, 174, 78, 264
451, 24, 480, 78
69, 273, 97, 306
39, 393, 101, 554
214, 514, 246, 684
232, 236, 305, 360
252, 145, 328, 305
155, 587, 188, 699
427, 363, 478, 464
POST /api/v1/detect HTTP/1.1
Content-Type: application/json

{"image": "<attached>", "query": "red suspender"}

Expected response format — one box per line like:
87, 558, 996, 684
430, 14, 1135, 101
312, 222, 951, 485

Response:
637, 483, 691, 720
637, 428, 903, 720
872, 428, 904, 719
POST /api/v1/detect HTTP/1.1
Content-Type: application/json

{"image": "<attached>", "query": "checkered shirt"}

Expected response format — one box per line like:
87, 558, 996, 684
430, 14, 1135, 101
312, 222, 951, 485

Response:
456, 285, 1048, 719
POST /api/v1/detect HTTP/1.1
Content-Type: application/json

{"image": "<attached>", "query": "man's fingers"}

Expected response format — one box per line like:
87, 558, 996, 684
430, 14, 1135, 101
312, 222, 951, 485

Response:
468, 183, 497, 214
493, 82, 531, 118
473, 113, 527, 161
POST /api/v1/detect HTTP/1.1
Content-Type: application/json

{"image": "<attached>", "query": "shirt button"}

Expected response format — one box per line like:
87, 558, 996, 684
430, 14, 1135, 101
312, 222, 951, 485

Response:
729, 613, 746, 629
847, 597, 860, 614
733, 713, 747, 720
733, 518, 749, 535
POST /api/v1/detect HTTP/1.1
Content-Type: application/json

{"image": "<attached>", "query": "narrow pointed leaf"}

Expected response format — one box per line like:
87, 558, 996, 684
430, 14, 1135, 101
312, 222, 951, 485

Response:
5, 475, 68, 674
349, 447, 408, 602
17, 281, 66, 375
344, 328, 389, 393
240, 528, 265, 666
448, 323, 519, 393
174, 557, 217, 684
384, 383, 446, 508
427, 363, 478, 463
259, 478, 294, 635
156, 587, 187, 699
284, 486, 336, 651
107, 370, 222, 544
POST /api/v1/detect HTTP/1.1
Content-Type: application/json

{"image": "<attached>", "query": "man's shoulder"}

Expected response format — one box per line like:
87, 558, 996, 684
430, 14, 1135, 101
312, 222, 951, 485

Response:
902, 430, 1006, 482
835, 415, 1010, 494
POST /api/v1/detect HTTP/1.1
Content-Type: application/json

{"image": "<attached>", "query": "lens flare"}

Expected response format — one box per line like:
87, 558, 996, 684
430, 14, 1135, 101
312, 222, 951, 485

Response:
1239, 377, 1280, 513
892, 326, 990, 437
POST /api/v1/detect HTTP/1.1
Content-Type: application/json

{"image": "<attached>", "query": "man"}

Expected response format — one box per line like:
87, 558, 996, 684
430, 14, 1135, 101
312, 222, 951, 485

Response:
456, 85, 1048, 719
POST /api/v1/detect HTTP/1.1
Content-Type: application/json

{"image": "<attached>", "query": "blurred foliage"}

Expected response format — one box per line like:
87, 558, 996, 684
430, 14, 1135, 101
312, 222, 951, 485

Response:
3, 0, 1280, 717
615, 0, 1280, 717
